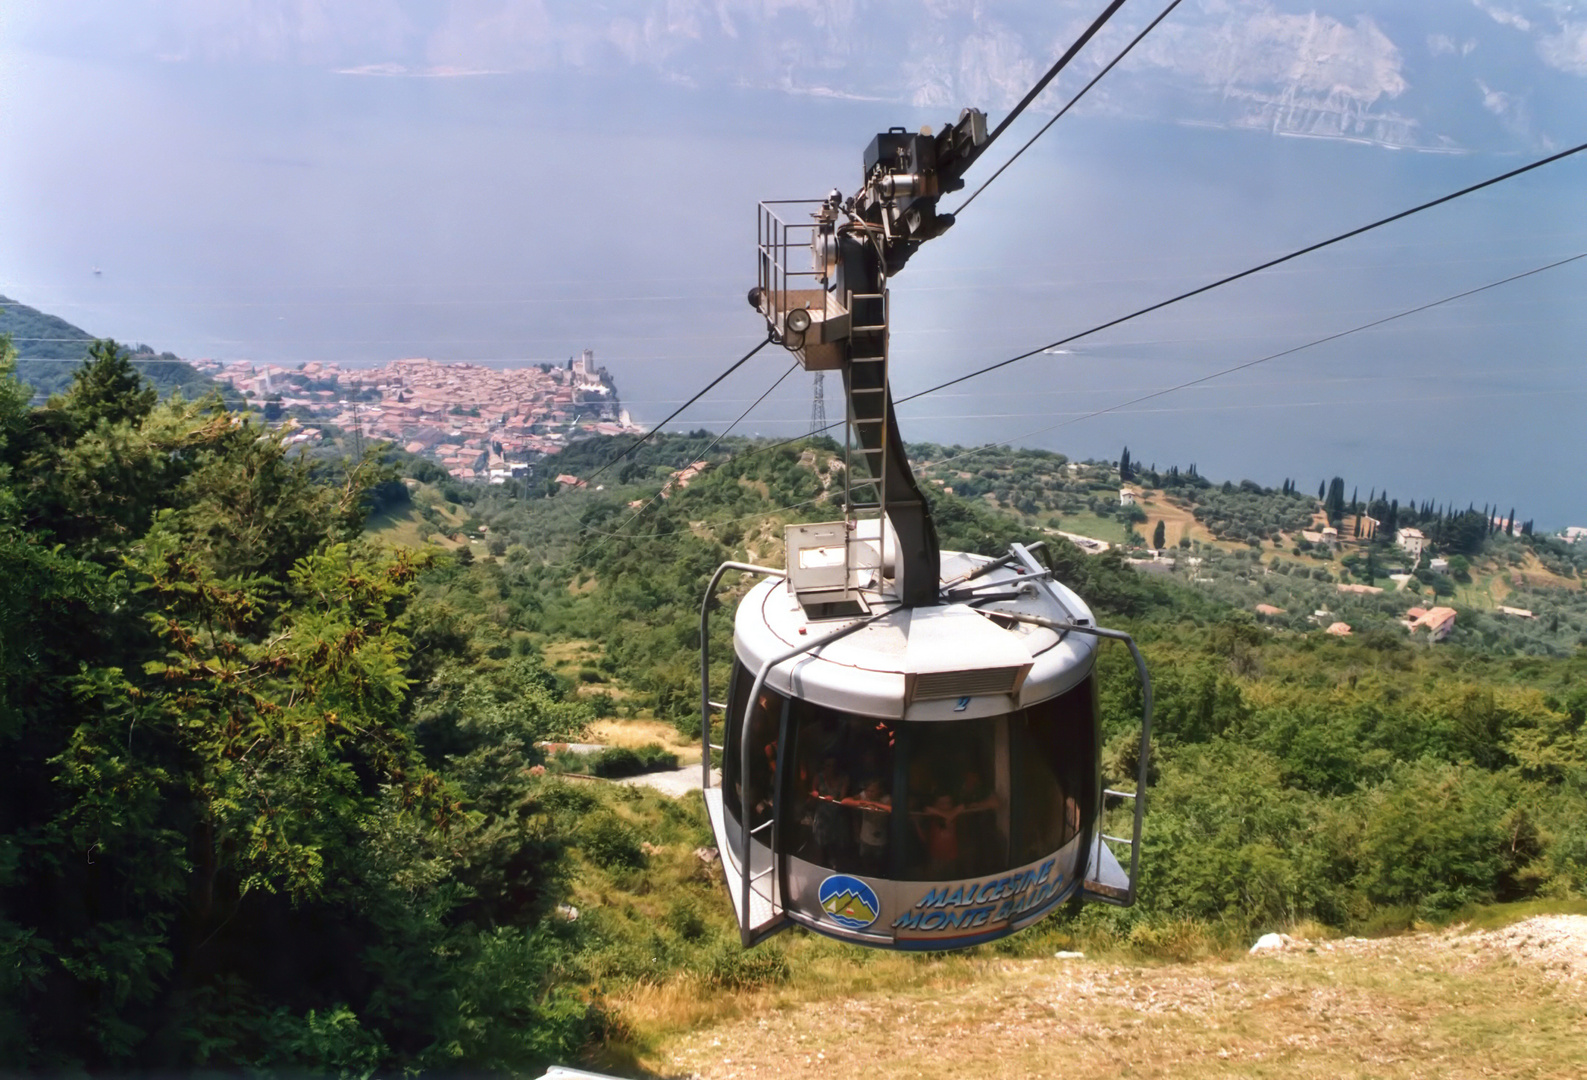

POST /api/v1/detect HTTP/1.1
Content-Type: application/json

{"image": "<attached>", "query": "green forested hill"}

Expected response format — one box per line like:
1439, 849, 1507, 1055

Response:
4, 343, 1584, 1074
1, 293, 226, 401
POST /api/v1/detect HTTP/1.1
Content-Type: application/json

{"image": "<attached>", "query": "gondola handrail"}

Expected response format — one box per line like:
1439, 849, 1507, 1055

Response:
700, 562, 784, 792
968, 606, 1153, 905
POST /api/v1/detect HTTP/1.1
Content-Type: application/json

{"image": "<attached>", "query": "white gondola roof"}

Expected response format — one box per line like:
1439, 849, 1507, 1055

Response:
734, 549, 1098, 721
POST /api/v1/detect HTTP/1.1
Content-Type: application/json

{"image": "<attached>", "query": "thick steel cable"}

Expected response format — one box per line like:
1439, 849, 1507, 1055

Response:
570, 333, 772, 491
580, 360, 802, 547
902, 139, 1587, 406
955, 0, 1185, 215
982, 0, 1133, 152
915, 251, 1587, 471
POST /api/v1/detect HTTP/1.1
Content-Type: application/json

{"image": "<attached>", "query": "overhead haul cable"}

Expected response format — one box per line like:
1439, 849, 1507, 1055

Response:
914, 250, 1587, 470
901, 139, 1587, 405
581, 360, 802, 546
980, 0, 1133, 155
571, 333, 772, 491
955, 0, 1186, 215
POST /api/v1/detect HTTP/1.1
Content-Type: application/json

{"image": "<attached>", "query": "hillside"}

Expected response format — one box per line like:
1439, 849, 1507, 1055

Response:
1, 293, 227, 402
909, 443, 1587, 656
5, 348, 1583, 1075
655, 913, 1587, 1079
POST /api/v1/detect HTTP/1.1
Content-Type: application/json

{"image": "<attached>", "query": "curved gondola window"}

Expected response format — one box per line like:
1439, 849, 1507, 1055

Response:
785, 699, 896, 877
722, 662, 784, 840
900, 718, 1010, 880
1010, 674, 1097, 866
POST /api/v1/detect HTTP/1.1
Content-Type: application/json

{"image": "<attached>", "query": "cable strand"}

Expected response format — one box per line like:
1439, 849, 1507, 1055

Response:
903, 139, 1587, 405
573, 333, 772, 490
982, 0, 1133, 152
956, 0, 1185, 215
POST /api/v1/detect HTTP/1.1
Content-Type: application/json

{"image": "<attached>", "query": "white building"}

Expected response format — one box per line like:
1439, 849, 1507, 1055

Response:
1396, 527, 1427, 559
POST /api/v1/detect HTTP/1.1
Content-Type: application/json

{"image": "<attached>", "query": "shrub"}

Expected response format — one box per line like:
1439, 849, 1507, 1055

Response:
695, 940, 791, 990
589, 743, 679, 778
582, 812, 646, 869
1352, 760, 1519, 916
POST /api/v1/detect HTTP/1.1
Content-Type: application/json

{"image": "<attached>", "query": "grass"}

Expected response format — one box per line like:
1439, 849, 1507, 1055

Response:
1050, 511, 1131, 547
1435, 897, 1587, 932
1138, 495, 1221, 552
364, 483, 467, 550
641, 911, 1587, 1080
591, 717, 701, 762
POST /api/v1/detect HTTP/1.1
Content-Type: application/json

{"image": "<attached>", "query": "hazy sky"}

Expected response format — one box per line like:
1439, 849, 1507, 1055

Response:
3, 1, 1585, 525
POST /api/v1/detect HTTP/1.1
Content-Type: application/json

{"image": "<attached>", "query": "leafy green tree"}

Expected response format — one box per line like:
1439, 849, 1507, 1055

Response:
0, 346, 598, 1073
1152, 519, 1166, 549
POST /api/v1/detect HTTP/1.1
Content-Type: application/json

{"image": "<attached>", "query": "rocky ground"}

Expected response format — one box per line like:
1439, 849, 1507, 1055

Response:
655, 916, 1587, 1080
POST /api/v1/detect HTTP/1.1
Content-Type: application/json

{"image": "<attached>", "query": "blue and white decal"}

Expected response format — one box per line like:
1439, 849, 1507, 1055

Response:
817, 874, 881, 930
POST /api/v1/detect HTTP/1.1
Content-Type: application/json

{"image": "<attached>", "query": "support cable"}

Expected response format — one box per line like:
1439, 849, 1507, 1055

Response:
916, 251, 1587, 471
956, 0, 1184, 215
981, 0, 1133, 154
581, 360, 802, 546
903, 139, 1587, 406
571, 333, 772, 491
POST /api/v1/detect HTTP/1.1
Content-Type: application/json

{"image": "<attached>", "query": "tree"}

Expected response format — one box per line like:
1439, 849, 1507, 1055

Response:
1120, 445, 1133, 481
0, 352, 597, 1073
1324, 477, 1346, 523
1153, 519, 1166, 549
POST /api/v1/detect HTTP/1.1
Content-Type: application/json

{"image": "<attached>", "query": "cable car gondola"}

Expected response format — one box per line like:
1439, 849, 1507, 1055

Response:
699, 110, 1151, 950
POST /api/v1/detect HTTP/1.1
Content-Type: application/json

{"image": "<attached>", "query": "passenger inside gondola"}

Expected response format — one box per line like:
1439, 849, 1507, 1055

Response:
915, 792, 962, 878
844, 777, 891, 873
808, 755, 850, 863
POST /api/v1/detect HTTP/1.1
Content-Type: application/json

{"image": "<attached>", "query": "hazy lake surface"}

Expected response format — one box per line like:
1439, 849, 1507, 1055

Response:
4, 57, 1583, 527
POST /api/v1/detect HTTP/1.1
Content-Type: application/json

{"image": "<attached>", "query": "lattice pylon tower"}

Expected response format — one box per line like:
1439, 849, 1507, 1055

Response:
809, 370, 826, 436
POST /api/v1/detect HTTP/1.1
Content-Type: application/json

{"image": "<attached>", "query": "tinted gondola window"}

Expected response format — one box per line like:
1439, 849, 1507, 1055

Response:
899, 718, 1010, 880
785, 699, 895, 877
723, 662, 785, 834
1011, 674, 1097, 866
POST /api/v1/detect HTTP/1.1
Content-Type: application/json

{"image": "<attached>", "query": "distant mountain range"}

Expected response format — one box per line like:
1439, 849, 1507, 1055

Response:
1, 294, 226, 403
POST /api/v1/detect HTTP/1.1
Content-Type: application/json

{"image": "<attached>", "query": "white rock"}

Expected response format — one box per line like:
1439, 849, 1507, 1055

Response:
1249, 932, 1286, 953
1053, 951, 1085, 960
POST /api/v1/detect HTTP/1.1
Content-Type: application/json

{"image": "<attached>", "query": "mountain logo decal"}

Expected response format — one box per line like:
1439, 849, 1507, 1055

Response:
818, 874, 880, 930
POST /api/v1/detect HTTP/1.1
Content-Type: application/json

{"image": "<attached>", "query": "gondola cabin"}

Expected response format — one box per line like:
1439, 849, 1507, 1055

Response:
699, 113, 1150, 949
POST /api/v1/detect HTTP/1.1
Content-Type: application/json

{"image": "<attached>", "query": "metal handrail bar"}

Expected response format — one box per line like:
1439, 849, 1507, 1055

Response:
699, 561, 785, 792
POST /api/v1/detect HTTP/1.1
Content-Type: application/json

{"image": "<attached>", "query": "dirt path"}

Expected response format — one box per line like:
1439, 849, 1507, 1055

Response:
655, 917, 1587, 1080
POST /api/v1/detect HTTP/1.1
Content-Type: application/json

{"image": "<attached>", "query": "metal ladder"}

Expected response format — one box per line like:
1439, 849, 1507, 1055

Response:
844, 288, 889, 589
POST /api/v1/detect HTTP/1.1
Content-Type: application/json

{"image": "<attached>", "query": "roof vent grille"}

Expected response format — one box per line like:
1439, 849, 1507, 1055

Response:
912, 666, 1025, 701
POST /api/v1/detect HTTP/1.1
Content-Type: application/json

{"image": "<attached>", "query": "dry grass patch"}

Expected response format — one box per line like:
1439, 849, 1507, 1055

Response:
1138, 495, 1220, 552
652, 918, 1587, 1080
590, 718, 701, 762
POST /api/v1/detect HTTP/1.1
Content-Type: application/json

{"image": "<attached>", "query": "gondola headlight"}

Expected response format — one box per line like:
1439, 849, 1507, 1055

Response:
785, 307, 812, 335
